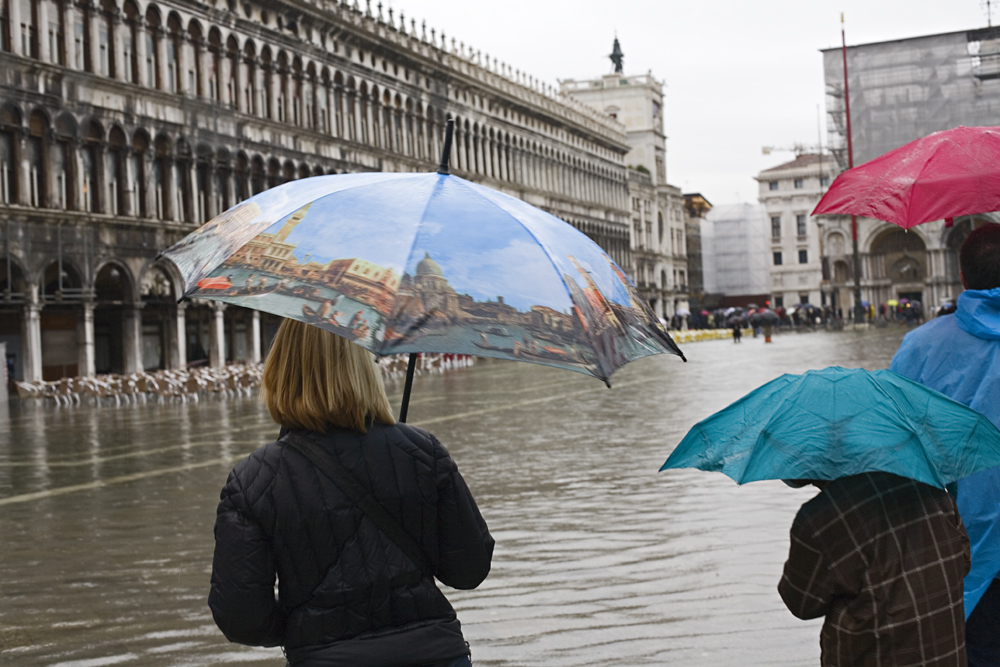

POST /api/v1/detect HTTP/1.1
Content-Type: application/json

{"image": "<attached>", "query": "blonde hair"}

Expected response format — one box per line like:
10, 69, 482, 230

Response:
260, 319, 395, 433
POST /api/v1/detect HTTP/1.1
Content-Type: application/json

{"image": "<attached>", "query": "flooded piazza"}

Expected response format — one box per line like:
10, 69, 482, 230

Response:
0, 326, 910, 667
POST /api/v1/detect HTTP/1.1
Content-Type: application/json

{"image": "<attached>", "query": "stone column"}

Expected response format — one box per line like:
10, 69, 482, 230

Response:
233, 50, 246, 113
22, 302, 43, 382
37, 0, 50, 61
209, 301, 226, 369
194, 38, 208, 98
8, 0, 23, 57
134, 18, 148, 87
138, 147, 153, 218
267, 65, 279, 120
187, 158, 199, 222
14, 128, 30, 205
44, 130, 59, 209
111, 11, 125, 81
155, 26, 168, 92
249, 309, 261, 364
87, 2, 101, 76
122, 302, 143, 373
160, 151, 174, 220
170, 301, 186, 369
365, 96, 376, 146
93, 142, 107, 214
77, 300, 96, 377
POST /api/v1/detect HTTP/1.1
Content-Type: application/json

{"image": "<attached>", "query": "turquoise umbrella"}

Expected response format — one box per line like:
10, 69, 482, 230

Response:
660, 366, 1000, 488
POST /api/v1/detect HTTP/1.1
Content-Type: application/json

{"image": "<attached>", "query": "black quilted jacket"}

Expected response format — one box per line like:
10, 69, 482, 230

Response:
208, 421, 494, 663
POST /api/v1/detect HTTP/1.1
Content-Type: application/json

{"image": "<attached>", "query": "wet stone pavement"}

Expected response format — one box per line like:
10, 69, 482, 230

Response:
0, 326, 909, 667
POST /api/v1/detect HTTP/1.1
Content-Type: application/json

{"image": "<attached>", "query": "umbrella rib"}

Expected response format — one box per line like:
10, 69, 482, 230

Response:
904, 139, 949, 227
865, 372, 942, 484
374, 174, 446, 357
449, 177, 618, 381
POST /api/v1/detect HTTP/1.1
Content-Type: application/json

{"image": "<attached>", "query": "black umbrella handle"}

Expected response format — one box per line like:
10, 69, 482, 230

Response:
398, 352, 418, 423
437, 119, 455, 175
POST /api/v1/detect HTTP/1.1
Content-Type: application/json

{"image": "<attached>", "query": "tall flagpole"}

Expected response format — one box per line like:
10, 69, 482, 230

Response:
842, 14, 865, 325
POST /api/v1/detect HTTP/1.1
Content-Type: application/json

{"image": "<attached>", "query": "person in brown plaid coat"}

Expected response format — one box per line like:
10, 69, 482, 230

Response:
779, 472, 971, 666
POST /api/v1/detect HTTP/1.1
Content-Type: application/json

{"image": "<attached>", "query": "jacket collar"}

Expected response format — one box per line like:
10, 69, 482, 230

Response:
956, 286, 1000, 341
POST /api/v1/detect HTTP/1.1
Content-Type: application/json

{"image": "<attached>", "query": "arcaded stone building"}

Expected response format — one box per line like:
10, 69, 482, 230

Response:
1, 0, 646, 382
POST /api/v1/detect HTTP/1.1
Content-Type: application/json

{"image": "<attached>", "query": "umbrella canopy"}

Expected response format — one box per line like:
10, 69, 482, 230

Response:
675, 308, 691, 317
887, 299, 899, 306
660, 366, 1000, 488
161, 170, 683, 388
812, 125, 1000, 229
757, 309, 780, 325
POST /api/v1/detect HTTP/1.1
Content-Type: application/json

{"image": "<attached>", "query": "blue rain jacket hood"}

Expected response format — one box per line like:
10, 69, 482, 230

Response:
956, 286, 1000, 340
891, 286, 1000, 617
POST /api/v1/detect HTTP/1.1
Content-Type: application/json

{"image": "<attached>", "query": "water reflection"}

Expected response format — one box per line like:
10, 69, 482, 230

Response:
0, 327, 908, 666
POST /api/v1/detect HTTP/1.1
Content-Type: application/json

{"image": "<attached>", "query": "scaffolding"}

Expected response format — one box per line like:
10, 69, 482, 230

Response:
702, 203, 770, 297
822, 27, 1000, 166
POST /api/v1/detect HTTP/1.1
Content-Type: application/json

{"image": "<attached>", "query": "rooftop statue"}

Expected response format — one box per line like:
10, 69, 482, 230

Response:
610, 38, 624, 74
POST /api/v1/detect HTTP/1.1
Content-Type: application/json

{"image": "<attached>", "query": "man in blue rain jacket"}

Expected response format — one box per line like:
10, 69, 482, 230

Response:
891, 223, 1000, 667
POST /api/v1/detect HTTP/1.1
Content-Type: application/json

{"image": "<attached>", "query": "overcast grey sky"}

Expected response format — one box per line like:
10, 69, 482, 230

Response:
391, 0, 989, 205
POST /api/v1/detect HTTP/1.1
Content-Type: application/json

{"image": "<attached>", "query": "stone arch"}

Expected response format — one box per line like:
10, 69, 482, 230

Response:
234, 150, 250, 200
0, 256, 30, 300
1, 102, 23, 129
94, 259, 138, 303
139, 260, 179, 301
203, 27, 223, 102
39, 257, 84, 301
266, 156, 281, 188
187, 17, 203, 41
870, 227, 927, 285
107, 125, 130, 215
93, 259, 137, 374
251, 154, 265, 194
833, 259, 851, 284
151, 133, 172, 218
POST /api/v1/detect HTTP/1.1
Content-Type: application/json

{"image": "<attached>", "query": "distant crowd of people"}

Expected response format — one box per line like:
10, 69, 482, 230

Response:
671, 299, 943, 332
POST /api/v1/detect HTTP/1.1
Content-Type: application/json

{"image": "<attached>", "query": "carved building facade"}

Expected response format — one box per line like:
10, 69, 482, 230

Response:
0, 0, 640, 382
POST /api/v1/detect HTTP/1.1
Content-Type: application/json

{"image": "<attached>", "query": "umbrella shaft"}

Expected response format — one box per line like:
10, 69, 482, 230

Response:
398, 352, 418, 423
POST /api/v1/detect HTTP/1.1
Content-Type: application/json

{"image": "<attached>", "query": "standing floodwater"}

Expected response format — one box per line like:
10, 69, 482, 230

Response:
0, 327, 907, 666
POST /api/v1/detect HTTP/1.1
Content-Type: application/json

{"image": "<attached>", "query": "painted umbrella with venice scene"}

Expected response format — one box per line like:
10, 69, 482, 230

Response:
159, 121, 686, 420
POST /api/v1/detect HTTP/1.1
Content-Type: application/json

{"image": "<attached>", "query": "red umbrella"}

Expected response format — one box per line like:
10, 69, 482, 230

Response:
812, 125, 1000, 229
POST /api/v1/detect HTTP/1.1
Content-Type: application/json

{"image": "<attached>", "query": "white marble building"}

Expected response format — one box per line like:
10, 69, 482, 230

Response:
756, 154, 835, 309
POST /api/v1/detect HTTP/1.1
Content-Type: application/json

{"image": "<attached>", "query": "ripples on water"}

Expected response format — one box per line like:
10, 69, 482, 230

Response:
0, 327, 908, 666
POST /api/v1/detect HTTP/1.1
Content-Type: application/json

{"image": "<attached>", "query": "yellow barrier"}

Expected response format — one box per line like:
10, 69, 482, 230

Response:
666, 328, 751, 344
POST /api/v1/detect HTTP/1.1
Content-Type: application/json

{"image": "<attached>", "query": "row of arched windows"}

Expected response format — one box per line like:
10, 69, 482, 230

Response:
0, 0, 628, 210
0, 106, 631, 253
1, 107, 627, 226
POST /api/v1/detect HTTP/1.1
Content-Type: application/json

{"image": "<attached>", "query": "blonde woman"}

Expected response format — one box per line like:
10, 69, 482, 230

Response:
209, 319, 494, 667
